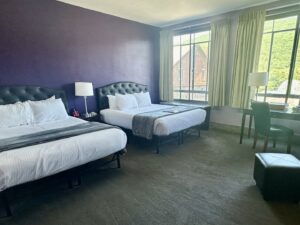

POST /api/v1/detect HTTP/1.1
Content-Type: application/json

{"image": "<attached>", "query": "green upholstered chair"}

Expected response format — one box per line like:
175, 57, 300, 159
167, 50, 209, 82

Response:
251, 101, 294, 153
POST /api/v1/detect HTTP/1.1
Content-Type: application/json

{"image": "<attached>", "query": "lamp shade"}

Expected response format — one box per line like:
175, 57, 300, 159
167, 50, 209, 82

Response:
248, 72, 269, 87
75, 82, 94, 96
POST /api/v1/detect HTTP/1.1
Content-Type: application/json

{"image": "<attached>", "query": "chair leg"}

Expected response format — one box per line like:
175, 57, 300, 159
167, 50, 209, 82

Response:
287, 136, 292, 154
273, 138, 276, 148
263, 135, 269, 152
253, 132, 257, 149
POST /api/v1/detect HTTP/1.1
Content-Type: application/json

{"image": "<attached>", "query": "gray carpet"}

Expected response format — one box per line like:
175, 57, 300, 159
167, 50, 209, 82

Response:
1, 129, 300, 225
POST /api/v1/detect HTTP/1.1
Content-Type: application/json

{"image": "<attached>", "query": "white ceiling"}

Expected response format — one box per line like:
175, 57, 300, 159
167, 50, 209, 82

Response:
57, 0, 277, 27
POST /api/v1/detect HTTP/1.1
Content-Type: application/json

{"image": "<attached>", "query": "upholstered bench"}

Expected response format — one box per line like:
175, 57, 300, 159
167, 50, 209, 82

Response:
254, 153, 300, 202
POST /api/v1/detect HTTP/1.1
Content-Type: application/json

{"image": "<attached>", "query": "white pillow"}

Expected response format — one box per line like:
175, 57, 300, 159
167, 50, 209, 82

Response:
107, 95, 117, 109
0, 101, 32, 128
115, 94, 138, 110
134, 92, 151, 107
29, 98, 68, 124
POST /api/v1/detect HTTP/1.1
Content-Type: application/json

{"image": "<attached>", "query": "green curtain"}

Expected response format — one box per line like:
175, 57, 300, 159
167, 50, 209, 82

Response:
230, 10, 266, 109
159, 30, 174, 102
208, 19, 230, 107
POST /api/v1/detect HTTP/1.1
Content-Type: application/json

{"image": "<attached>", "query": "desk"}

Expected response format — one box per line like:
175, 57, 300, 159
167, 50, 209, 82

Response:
240, 108, 300, 144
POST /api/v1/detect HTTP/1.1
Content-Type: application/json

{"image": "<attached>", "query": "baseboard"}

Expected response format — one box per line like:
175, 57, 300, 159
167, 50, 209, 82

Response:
210, 122, 241, 135
210, 122, 300, 146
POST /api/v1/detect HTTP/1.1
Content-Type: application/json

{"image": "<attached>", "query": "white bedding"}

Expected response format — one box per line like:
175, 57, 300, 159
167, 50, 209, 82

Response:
100, 104, 206, 136
0, 116, 127, 191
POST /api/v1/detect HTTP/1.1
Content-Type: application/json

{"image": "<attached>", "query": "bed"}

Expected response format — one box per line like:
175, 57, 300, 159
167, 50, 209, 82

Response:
95, 82, 206, 153
0, 86, 127, 217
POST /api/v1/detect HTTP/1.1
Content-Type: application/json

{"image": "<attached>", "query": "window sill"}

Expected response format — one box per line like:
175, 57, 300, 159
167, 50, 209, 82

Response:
173, 99, 208, 104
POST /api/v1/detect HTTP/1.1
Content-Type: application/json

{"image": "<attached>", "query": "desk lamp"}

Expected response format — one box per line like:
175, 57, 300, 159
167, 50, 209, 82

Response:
248, 72, 269, 101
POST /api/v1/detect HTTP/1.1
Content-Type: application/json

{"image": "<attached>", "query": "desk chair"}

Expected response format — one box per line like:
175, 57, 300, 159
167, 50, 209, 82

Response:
251, 102, 294, 153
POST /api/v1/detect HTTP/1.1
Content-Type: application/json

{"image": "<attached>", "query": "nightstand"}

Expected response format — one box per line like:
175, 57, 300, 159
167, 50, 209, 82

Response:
79, 114, 100, 122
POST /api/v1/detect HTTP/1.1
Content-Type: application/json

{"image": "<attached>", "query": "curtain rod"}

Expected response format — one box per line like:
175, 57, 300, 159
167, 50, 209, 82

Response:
267, 5, 300, 17
172, 21, 210, 32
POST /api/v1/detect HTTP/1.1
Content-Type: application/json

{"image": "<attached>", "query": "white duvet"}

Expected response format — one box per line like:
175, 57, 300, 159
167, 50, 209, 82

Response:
100, 104, 206, 136
0, 117, 127, 191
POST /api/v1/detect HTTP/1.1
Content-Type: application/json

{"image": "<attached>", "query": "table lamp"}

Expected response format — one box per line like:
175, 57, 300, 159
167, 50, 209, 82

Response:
75, 82, 94, 117
248, 72, 269, 101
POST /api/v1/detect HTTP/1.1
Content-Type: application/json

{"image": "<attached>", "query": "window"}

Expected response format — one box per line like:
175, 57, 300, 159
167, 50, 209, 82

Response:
258, 14, 300, 106
173, 30, 211, 102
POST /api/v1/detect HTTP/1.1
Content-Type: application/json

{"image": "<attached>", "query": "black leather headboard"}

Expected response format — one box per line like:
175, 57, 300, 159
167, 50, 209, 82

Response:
95, 82, 148, 110
0, 86, 69, 111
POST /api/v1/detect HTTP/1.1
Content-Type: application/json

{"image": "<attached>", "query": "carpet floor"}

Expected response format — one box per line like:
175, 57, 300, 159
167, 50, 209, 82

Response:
1, 129, 300, 225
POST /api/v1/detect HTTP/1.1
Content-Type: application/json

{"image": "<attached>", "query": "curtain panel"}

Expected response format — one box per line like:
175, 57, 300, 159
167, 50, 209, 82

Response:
230, 10, 266, 109
208, 19, 230, 107
159, 30, 174, 102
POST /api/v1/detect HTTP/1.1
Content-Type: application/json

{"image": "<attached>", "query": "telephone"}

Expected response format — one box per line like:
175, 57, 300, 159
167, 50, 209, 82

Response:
82, 112, 98, 118
89, 112, 97, 117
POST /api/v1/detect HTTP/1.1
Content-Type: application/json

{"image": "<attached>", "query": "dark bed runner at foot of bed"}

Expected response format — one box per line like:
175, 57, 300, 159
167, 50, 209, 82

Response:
0, 122, 116, 152
132, 105, 201, 140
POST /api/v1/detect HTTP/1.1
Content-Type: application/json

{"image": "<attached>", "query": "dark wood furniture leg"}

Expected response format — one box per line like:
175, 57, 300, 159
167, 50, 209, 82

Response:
240, 112, 246, 144
263, 135, 269, 152
248, 114, 253, 138
253, 132, 258, 149
273, 139, 276, 148
287, 136, 292, 154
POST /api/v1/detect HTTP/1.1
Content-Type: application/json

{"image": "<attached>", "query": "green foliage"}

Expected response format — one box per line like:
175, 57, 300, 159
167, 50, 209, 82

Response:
258, 16, 299, 93
295, 43, 300, 81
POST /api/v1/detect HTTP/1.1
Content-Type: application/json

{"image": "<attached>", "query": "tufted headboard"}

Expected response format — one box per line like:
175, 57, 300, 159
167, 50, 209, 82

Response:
0, 86, 69, 111
95, 82, 148, 110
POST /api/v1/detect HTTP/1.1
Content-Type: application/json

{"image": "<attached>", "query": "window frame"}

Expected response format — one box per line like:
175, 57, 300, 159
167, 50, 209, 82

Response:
258, 11, 300, 104
172, 28, 211, 103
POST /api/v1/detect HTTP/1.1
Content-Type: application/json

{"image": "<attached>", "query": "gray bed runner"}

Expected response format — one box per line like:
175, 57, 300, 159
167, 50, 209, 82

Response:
132, 105, 201, 140
0, 122, 116, 152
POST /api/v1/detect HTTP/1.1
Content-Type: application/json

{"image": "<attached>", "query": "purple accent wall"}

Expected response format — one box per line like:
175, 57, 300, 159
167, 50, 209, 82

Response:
0, 0, 160, 113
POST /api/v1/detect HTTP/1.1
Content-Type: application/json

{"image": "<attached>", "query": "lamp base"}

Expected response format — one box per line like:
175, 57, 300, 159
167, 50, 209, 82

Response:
82, 113, 91, 118
83, 96, 89, 118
